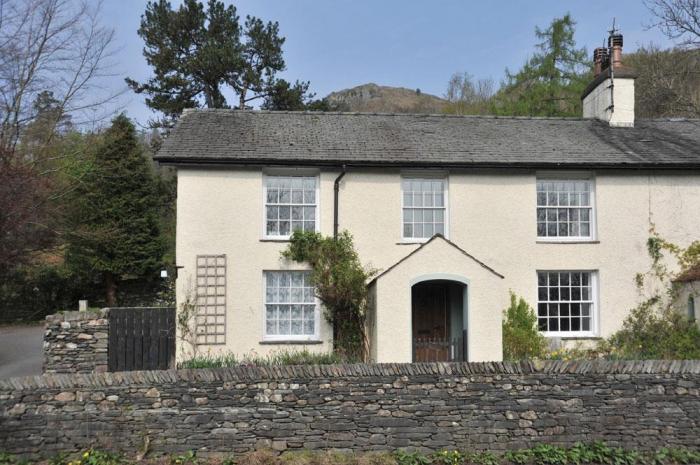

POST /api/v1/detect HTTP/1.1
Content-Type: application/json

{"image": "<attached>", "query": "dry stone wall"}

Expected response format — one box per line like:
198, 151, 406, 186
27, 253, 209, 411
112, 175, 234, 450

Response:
43, 310, 109, 374
0, 361, 699, 459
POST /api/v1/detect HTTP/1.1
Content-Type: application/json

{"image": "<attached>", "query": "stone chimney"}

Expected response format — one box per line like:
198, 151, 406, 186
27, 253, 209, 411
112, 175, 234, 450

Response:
582, 31, 637, 127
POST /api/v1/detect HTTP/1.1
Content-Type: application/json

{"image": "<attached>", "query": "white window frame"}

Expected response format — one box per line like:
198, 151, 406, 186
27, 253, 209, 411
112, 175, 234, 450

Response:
262, 171, 320, 240
262, 270, 321, 342
536, 270, 600, 338
536, 174, 597, 242
400, 172, 449, 243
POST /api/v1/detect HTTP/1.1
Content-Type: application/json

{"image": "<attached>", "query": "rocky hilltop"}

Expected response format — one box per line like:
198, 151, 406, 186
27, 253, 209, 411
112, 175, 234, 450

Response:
325, 83, 447, 113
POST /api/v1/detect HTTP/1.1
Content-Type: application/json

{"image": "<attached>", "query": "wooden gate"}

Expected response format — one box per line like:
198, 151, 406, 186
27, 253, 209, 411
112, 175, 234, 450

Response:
413, 330, 468, 362
108, 307, 176, 372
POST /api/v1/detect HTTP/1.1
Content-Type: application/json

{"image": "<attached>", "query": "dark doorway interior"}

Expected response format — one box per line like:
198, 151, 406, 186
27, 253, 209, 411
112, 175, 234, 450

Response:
411, 280, 466, 362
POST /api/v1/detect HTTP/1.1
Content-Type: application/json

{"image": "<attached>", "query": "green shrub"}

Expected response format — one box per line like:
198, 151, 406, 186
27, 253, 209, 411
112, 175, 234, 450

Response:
393, 450, 431, 465
433, 450, 464, 465
502, 292, 547, 360
604, 298, 700, 360
178, 349, 346, 369
282, 230, 378, 361
170, 450, 197, 465
81, 449, 125, 465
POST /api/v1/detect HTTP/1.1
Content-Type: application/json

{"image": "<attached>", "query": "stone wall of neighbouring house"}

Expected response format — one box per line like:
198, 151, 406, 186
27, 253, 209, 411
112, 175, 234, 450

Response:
43, 310, 109, 374
1, 361, 699, 458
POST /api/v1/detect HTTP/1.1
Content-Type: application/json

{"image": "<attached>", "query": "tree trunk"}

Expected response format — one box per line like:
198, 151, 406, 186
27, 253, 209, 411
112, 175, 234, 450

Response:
105, 271, 117, 307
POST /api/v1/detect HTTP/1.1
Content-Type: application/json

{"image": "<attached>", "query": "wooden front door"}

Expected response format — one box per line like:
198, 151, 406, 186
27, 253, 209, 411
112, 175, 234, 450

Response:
412, 282, 450, 362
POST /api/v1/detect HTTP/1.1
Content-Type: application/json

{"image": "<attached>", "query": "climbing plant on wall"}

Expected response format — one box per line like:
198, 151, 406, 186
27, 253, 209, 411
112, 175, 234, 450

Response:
282, 230, 377, 361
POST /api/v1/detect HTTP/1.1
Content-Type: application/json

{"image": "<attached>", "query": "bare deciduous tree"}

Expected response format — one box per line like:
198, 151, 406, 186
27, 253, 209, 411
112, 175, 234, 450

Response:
0, 0, 118, 155
0, 0, 118, 275
645, 0, 700, 47
626, 45, 700, 117
443, 72, 496, 115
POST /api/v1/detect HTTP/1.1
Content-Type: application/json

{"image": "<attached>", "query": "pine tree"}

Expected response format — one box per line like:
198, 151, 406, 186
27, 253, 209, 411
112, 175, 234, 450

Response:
492, 14, 591, 117
66, 114, 165, 305
127, 0, 291, 125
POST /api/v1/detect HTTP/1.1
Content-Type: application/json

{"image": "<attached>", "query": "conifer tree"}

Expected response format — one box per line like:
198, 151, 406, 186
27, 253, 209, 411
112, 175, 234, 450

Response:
127, 0, 289, 126
66, 114, 165, 306
492, 14, 591, 117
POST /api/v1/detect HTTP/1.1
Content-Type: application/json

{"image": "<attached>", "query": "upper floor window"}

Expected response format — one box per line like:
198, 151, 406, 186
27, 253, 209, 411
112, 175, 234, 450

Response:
402, 177, 447, 241
264, 175, 318, 239
264, 271, 318, 340
537, 179, 595, 240
537, 271, 597, 337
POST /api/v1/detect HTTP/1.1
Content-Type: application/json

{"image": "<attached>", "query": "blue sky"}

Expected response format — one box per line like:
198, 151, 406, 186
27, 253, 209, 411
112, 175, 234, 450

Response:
103, 0, 675, 126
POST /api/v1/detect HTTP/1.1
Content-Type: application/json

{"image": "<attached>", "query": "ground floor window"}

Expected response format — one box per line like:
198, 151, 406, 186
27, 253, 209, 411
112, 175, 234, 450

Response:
264, 270, 317, 340
537, 270, 597, 336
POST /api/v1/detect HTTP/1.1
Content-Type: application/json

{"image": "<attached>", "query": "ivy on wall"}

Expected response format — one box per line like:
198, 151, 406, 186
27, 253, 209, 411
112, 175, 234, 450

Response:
282, 230, 377, 361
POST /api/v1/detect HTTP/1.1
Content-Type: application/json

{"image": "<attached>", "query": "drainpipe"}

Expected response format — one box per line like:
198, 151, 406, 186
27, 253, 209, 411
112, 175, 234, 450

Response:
333, 165, 347, 239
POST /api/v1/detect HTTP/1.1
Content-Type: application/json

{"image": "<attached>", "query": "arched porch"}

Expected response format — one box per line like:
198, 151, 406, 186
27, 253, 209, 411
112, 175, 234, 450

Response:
411, 276, 468, 362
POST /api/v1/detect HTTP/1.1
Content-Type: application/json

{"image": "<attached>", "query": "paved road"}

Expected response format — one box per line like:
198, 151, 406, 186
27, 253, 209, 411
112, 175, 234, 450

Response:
0, 324, 44, 379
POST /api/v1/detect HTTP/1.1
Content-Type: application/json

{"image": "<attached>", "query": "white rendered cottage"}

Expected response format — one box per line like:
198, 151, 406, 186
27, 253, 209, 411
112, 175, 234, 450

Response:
156, 37, 700, 362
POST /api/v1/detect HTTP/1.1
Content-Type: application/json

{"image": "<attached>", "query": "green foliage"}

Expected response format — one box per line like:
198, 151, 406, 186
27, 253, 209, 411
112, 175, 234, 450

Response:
465, 452, 499, 465
491, 14, 591, 117
45, 449, 125, 465
528, 444, 568, 465
393, 450, 431, 465
502, 442, 694, 465
7, 445, 700, 465
282, 230, 377, 361
65, 114, 165, 306
170, 450, 198, 465
432, 450, 464, 465
127, 0, 303, 124
605, 298, 700, 359
605, 230, 700, 360
79, 449, 125, 465
502, 292, 547, 361
126, 0, 241, 123
178, 349, 345, 369
261, 79, 328, 111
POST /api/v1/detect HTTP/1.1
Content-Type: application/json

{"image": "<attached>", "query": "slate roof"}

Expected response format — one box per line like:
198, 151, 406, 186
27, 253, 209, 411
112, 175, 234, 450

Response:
155, 110, 700, 169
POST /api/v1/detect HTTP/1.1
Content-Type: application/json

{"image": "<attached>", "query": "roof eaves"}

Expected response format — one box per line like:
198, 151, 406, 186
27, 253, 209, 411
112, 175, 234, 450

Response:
153, 156, 700, 171
368, 234, 504, 286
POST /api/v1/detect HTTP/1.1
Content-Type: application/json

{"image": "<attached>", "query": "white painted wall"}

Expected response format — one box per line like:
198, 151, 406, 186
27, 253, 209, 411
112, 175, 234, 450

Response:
582, 77, 635, 127
371, 239, 506, 362
176, 167, 700, 361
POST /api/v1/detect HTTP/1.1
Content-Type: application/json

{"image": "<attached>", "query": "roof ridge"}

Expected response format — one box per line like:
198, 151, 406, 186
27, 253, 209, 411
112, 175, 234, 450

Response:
182, 108, 589, 121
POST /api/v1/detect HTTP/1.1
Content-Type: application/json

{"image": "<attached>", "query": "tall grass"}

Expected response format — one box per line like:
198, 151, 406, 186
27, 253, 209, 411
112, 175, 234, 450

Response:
178, 349, 346, 369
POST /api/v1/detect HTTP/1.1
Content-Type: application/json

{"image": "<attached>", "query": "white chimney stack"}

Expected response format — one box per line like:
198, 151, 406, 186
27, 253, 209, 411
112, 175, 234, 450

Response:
582, 32, 637, 127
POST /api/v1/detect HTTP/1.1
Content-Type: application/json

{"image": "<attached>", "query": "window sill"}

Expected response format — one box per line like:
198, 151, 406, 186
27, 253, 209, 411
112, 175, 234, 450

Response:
536, 240, 600, 244
542, 333, 600, 339
260, 238, 291, 243
259, 339, 323, 345
398, 238, 448, 245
